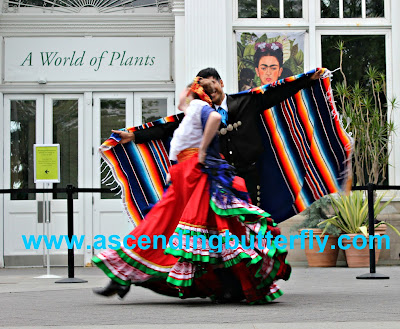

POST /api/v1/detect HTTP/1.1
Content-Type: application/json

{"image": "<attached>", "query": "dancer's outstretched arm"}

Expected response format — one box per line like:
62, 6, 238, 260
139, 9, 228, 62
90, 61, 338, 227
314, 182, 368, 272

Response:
111, 121, 180, 145
258, 69, 323, 110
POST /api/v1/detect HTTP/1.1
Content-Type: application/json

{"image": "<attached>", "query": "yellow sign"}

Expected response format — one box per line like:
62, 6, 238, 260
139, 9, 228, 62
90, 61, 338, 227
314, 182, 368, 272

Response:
34, 144, 60, 182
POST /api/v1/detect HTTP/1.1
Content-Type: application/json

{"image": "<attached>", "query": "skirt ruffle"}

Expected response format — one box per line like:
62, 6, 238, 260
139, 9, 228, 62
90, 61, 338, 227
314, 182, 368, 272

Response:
93, 154, 291, 304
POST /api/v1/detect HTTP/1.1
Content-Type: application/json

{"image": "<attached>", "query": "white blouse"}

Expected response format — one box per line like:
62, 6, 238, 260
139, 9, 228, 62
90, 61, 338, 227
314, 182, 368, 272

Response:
169, 99, 209, 161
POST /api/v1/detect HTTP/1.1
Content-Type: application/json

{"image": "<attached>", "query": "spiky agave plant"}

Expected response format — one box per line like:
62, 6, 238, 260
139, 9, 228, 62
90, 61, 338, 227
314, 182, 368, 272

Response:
319, 191, 400, 237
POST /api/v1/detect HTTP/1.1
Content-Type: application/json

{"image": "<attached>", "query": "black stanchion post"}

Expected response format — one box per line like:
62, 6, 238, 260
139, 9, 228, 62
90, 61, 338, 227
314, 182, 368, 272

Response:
356, 183, 389, 280
55, 185, 87, 284
67, 184, 74, 279
368, 183, 376, 274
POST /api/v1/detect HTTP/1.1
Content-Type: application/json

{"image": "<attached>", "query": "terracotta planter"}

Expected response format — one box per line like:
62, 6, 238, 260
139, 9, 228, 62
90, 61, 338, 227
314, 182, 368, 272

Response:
374, 224, 387, 236
341, 233, 381, 268
299, 229, 339, 267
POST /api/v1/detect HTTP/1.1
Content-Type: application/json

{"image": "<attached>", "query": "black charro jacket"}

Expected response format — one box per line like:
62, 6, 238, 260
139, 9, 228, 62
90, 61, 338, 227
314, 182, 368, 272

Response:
134, 74, 314, 169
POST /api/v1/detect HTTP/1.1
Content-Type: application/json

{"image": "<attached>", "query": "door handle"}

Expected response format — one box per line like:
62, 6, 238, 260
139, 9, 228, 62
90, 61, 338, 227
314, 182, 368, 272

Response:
37, 200, 51, 223
37, 201, 43, 223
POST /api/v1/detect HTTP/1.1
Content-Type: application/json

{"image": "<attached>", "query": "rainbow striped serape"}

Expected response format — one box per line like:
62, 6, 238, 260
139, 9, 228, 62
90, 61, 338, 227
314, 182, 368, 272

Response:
100, 70, 352, 226
244, 70, 353, 222
100, 113, 184, 227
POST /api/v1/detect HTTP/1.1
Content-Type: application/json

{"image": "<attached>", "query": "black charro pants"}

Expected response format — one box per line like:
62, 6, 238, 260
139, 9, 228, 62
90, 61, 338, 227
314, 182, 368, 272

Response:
236, 163, 261, 207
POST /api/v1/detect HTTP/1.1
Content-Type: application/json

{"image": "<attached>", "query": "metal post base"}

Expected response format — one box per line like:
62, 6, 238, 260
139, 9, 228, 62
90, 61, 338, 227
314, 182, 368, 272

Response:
55, 278, 88, 283
356, 273, 390, 280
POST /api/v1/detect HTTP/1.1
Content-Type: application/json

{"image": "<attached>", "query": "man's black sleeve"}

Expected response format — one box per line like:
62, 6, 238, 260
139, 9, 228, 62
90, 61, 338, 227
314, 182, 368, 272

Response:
134, 122, 180, 144
258, 74, 315, 110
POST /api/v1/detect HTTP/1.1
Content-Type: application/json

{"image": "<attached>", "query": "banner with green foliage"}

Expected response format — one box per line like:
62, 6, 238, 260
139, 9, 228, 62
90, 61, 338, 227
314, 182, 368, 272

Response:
237, 31, 305, 91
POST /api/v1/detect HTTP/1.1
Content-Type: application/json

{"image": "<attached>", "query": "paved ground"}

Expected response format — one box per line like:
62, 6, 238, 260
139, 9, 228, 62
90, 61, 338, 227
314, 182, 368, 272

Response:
0, 266, 399, 328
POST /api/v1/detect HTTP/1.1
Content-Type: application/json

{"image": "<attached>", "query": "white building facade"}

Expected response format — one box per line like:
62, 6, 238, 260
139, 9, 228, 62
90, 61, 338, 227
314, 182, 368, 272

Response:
1, 0, 399, 267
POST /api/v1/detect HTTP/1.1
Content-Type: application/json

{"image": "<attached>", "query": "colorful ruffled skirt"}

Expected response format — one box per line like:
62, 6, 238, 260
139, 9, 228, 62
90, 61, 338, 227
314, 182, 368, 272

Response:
93, 151, 291, 304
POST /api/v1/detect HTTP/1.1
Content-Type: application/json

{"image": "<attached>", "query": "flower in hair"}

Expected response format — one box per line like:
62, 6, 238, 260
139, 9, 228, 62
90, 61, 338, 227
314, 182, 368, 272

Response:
258, 42, 266, 50
271, 43, 279, 50
255, 42, 283, 52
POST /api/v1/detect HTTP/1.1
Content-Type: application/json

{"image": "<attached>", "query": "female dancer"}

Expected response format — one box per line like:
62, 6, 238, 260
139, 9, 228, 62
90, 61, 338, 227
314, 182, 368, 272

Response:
92, 77, 290, 304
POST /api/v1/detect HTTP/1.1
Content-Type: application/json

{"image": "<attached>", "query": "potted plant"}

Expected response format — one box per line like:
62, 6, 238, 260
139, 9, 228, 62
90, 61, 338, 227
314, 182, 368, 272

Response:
294, 197, 341, 267
319, 191, 399, 267
323, 41, 399, 267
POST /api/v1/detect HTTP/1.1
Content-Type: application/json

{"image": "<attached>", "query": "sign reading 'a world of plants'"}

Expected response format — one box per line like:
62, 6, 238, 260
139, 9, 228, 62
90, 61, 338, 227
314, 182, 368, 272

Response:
5, 37, 171, 82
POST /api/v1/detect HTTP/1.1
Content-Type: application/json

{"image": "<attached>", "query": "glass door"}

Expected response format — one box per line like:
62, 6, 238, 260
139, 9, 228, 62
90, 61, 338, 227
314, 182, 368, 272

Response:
3, 95, 44, 266
44, 94, 85, 263
3, 94, 84, 266
134, 92, 175, 123
92, 93, 134, 253
92, 91, 174, 253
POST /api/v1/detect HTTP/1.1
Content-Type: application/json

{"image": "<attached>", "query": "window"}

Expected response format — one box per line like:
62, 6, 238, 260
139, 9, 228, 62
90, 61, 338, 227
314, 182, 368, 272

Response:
321, 34, 389, 185
4, 0, 170, 13
10, 100, 36, 200
320, 0, 385, 19
238, 0, 258, 18
100, 99, 126, 199
261, 0, 280, 18
321, 35, 386, 86
366, 0, 384, 18
321, 0, 339, 18
238, 0, 302, 19
53, 99, 79, 199
142, 99, 168, 123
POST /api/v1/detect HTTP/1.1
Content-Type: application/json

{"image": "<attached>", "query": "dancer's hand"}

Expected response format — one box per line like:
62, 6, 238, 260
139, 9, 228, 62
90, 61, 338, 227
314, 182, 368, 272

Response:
111, 130, 135, 144
166, 173, 171, 184
310, 69, 323, 80
198, 149, 206, 165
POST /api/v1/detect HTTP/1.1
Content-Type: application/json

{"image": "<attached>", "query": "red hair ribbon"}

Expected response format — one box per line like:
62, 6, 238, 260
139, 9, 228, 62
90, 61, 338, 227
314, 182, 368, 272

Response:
188, 76, 213, 107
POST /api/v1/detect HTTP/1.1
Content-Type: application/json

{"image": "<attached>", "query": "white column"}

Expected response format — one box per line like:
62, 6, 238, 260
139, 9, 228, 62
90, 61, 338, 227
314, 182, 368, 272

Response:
172, 0, 186, 110
0, 34, 3, 267
390, 0, 400, 185
184, 0, 228, 89
83, 92, 93, 266
0, 35, 3, 90
308, 0, 317, 70
225, 0, 235, 94
0, 91, 4, 267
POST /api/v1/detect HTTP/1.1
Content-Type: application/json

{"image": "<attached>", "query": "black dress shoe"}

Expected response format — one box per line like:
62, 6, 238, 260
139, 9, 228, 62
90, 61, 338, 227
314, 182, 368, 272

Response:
214, 268, 245, 303
213, 290, 245, 304
93, 279, 130, 299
